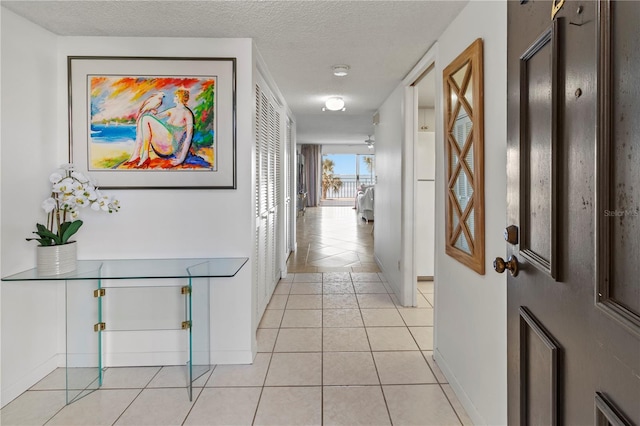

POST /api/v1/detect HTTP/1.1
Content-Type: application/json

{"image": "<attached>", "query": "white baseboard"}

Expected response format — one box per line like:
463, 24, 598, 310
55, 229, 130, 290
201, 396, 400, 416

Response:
70, 349, 254, 368
211, 350, 254, 365
105, 351, 253, 366
375, 255, 402, 303
1, 347, 253, 408
374, 255, 394, 290
1, 355, 60, 408
433, 348, 485, 425
104, 352, 185, 367
65, 353, 100, 367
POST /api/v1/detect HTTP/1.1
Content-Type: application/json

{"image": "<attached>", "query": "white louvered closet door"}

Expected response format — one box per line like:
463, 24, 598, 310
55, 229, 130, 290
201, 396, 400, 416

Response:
255, 84, 269, 317
255, 79, 283, 319
265, 101, 275, 300
270, 104, 281, 297
283, 119, 292, 256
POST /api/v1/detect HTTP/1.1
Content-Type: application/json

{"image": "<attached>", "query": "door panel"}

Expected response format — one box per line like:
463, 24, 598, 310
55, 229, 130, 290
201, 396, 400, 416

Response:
519, 20, 559, 278
597, 0, 640, 331
519, 307, 559, 425
507, 1, 640, 424
595, 392, 634, 426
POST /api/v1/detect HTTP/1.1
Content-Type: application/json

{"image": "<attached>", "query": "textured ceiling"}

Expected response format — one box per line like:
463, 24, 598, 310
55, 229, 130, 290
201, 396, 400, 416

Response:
2, 0, 467, 145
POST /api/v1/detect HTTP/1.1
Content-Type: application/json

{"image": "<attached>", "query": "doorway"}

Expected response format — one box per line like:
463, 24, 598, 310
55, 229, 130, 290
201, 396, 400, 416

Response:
413, 66, 437, 283
293, 144, 378, 271
320, 152, 376, 207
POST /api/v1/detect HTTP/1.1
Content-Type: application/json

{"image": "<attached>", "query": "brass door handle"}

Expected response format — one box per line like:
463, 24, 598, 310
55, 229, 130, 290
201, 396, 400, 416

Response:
493, 255, 519, 277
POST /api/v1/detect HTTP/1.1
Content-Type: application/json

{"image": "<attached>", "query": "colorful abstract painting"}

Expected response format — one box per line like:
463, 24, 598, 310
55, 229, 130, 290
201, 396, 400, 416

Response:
70, 57, 236, 189
88, 76, 216, 171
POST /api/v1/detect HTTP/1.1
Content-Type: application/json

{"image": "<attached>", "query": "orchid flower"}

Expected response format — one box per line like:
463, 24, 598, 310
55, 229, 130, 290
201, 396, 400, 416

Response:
49, 172, 63, 183
42, 198, 57, 213
27, 164, 120, 246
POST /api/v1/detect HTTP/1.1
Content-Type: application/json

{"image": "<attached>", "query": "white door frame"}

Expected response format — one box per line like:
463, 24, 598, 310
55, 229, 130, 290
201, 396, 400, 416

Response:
288, 118, 297, 255
399, 42, 439, 307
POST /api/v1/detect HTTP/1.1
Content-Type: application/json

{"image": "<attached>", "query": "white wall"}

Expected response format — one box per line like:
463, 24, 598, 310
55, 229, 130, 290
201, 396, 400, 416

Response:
418, 107, 436, 131
375, 0, 508, 422
433, 1, 508, 424
1, 8, 260, 406
373, 86, 405, 295
1, 9, 63, 407
322, 144, 374, 155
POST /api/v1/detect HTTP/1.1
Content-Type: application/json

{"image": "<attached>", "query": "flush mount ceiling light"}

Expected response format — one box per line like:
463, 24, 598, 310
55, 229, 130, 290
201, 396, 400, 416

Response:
332, 64, 350, 77
323, 97, 345, 111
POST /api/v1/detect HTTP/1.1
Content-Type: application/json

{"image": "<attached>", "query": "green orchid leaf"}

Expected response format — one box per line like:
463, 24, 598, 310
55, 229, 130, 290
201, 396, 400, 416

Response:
35, 223, 52, 235
31, 225, 62, 245
26, 237, 54, 246
60, 220, 83, 244
34, 224, 58, 240
59, 221, 71, 236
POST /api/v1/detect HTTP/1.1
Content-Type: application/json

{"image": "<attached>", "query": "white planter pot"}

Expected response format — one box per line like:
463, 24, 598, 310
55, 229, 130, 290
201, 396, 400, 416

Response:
36, 242, 77, 276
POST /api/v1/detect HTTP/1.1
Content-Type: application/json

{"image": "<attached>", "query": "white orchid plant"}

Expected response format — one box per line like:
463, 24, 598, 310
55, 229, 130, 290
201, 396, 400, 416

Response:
26, 164, 120, 246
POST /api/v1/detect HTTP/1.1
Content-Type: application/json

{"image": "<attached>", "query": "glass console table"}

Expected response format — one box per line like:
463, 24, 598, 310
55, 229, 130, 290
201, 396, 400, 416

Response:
2, 257, 248, 404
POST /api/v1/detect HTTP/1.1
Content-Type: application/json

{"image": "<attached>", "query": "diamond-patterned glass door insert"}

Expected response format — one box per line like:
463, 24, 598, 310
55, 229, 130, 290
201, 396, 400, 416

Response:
443, 39, 485, 275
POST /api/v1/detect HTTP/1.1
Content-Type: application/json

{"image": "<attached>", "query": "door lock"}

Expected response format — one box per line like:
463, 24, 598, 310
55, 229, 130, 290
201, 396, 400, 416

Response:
504, 225, 519, 245
494, 255, 520, 277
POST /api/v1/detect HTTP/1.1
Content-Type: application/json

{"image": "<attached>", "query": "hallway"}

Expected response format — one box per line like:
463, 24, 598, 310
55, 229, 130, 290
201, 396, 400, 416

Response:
1, 206, 473, 425
252, 270, 472, 425
287, 206, 379, 273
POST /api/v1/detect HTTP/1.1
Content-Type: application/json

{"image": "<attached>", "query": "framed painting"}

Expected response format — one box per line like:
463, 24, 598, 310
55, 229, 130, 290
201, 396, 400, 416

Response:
68, 56, 236, 189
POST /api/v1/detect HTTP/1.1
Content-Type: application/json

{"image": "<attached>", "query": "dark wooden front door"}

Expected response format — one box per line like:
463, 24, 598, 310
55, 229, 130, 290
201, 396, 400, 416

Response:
506, 1, 640, 423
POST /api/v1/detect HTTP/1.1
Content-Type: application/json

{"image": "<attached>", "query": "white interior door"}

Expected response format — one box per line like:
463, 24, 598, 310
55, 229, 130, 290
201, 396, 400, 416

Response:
255, 76, 284, 319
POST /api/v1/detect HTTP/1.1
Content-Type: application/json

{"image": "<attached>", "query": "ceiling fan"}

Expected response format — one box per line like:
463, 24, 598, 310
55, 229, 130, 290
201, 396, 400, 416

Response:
365, 135, 375, 149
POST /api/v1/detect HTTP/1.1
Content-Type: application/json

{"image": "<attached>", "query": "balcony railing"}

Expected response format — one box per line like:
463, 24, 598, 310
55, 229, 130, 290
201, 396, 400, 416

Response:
323, 175, 375, 199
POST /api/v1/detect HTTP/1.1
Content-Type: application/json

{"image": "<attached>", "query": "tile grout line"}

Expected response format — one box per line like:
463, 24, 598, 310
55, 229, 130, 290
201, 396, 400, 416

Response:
354, 272, 394, 426
252, 278, 291, 425
42, 393, 70, 426
320, 273, 325, 426
181, 366, 213, 425
108, 366, 162, 425
398, 292, 442, 387
413, 285, 464, 425
304, 243, 311, 266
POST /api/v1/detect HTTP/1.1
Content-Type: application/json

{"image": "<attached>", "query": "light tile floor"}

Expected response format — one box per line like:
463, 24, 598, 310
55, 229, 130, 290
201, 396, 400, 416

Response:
289, 207, 378, 273
1, 207, 473, 425
1, 274, 471, 425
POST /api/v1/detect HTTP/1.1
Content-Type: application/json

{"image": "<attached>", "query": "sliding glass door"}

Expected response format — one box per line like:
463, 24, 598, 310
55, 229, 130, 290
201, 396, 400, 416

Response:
357, 154, 375, 187
321, 153, 375, 200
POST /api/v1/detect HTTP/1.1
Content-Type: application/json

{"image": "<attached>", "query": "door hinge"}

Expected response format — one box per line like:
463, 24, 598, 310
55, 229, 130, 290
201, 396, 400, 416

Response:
94, 322, 106, 332
181, 321, 192, 330
94, 288, 106, 297
181, 286, 191, 295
